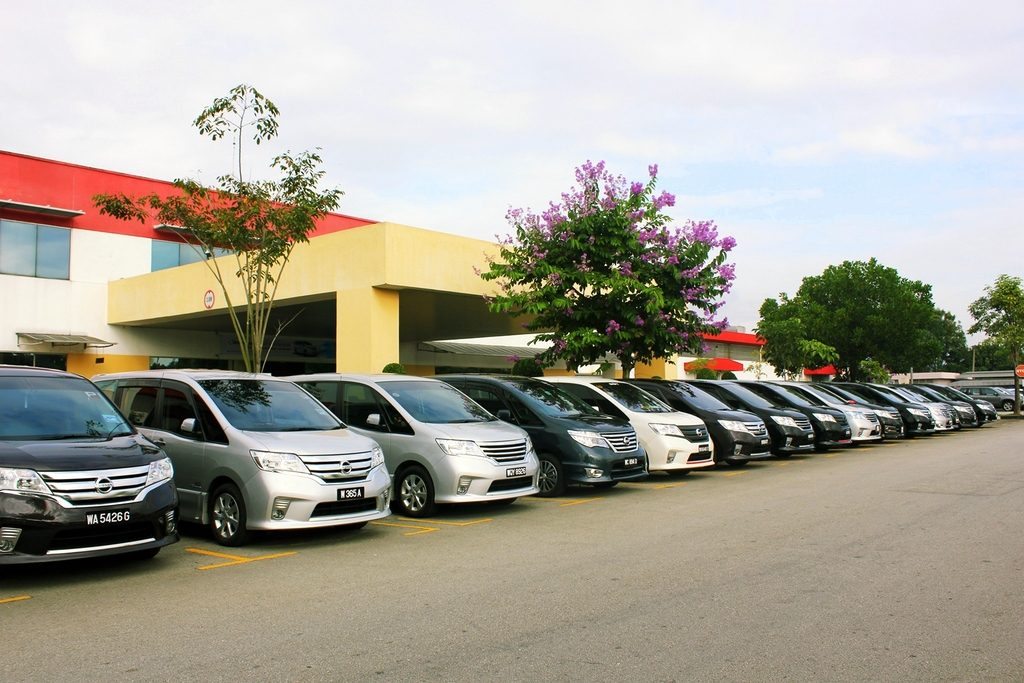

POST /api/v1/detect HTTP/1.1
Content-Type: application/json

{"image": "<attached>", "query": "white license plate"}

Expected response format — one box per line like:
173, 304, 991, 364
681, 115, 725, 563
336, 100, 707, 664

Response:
506, 466, 527, 477
698, 444, 710, 452
338, 487, 365, 500
86, 510, 130, 525
760, 439, 769, 445
623, 457, 639, 466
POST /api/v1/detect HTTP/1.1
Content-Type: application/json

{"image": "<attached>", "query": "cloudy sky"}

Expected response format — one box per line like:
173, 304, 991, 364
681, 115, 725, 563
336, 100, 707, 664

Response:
4, 1, 1022, 340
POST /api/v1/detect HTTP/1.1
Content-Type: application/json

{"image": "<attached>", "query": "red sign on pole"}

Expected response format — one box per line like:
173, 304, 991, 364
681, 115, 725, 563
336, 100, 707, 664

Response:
1015, 364, 1024, 379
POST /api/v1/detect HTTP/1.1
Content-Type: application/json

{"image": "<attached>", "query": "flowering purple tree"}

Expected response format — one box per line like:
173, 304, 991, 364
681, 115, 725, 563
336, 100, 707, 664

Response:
480, 161, 736, 377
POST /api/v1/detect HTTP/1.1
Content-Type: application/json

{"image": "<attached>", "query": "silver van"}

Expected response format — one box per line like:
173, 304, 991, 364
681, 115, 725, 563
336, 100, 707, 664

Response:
93, 370, 391, 545
287, 374, 539, 517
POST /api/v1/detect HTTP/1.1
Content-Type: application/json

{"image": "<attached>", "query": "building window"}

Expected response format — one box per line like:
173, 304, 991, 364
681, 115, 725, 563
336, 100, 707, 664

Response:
0, 352, 67, 370
0, 219, 70, 279
151, 240, 230, 271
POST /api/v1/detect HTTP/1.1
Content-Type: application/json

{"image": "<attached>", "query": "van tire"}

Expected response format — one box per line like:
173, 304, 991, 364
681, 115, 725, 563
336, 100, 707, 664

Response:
210, 483, 249, 546
392, 465, 436, 518
537, 453, 565, 497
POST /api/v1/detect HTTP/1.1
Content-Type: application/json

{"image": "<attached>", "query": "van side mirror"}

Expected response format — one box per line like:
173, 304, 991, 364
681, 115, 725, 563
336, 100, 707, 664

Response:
180, 418, 199, 434
366, 413, 381, 427
496, 409, 512, 421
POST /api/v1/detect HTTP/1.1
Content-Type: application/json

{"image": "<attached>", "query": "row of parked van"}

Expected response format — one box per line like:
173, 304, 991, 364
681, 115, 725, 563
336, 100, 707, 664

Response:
0, 364, 995, 564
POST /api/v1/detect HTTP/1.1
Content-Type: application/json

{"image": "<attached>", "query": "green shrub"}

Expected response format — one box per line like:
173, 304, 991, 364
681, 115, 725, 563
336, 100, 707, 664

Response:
695, 368, 717, 380
720, 371, 737, 380
381, 362, 406, 374
512, 358, 545, 377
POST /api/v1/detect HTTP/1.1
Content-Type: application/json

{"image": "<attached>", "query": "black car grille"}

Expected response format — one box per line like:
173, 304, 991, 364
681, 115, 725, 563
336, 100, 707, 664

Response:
311, 499, 378, 518
744, 421, 768, 437
300, 452, 374, 482
603, 430, 638, 453
680, 425, 709, 442
480, 439, 529, 463
794, 418, 812, 431
40, 464, 150, 506
488, 476, 533, 493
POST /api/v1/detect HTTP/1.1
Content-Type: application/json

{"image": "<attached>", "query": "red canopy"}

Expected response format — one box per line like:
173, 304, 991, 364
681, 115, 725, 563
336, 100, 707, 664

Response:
803, 364, 837, 376
685, 357, 744, 372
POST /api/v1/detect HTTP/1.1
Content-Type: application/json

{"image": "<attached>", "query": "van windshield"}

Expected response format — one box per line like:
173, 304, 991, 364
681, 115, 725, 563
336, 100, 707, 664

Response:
199, 379, 342, 432
381, 380, 493, 424
506, 378, 595, 417
0, 375, 133, 440
596, 382, 673, 413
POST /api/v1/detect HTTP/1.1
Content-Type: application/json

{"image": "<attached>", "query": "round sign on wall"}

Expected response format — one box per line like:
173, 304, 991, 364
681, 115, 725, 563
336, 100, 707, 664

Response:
1015, 364, 1024, 379
203, 289, 216, 310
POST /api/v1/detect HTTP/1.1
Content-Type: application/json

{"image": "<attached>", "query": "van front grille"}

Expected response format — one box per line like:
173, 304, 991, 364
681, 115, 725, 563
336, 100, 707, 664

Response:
479, 439, 528, 463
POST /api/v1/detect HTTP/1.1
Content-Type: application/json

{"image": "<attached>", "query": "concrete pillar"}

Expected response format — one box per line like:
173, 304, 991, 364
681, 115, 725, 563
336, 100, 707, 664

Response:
336, 288, 400, 373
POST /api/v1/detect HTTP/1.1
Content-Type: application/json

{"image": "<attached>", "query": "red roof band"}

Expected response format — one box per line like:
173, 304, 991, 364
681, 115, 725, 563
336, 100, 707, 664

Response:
804, 365, 837, 376
684, 357, 744, 372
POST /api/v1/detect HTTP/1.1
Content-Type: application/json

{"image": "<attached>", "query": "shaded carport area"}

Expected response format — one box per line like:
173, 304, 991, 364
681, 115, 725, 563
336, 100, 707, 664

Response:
105, 223, 533, 374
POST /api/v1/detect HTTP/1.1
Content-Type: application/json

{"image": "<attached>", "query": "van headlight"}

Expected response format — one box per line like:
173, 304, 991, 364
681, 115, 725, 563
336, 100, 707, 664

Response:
813, 413, 836, 423
371, 445, 385, 469
436, 439, 486, 457
771, 415, 797, 427
650, 423, 683, 436
0, 467, 51, 494
145, 457, 174, 485
251, 450, 310, 474
568, 430, 609, 448
908, 408, 930, 418
718, 420, 747, 433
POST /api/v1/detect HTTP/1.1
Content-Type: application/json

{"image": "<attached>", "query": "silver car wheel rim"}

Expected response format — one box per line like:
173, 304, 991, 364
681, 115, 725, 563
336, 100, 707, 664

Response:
213, 493, 240, 539
538, 460, 558, 493
401, 474, 428, 512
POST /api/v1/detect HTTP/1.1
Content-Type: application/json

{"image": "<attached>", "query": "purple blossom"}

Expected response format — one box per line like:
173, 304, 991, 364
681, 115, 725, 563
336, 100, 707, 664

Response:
605, 320, 621, 335
653, 191, 676, 210
634, 316, 645, 326
648, 163, 658, 178
507, 354, 521, 363
721, 236, 737, 252
619, 261, 633, 276
630, 181, 644, 196
717, 263, 736, 281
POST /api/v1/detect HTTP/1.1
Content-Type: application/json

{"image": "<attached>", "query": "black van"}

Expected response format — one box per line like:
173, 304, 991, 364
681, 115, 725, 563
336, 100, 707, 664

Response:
0, 366, 178, 564
437, 375, 647, 496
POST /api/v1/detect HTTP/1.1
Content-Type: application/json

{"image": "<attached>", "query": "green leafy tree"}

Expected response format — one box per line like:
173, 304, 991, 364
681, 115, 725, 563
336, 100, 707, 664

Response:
94, 84, 342, 372
511, 358, 545, 377
970, 339, 1015, 371
857, 359, 891, 384
969, 274, 1024, 413
756, 259, 945, 380
481, 161, 736, 377
922, 309, 970, 372
756, 298, 838, 378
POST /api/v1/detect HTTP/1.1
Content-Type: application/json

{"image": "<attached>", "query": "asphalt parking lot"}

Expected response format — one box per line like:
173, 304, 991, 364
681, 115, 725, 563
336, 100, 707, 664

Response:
3, 420, 1023, 681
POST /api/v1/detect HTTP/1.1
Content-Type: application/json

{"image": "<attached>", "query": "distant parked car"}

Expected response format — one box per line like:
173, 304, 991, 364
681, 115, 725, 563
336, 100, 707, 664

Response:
435, 374, 647, 496
288, 374, 539, 515
1, 365, 178, 564
831, 383, 935, 436
957, 386, 1015, 412
771, 381, 883, 444
921, 384, 998, 424
94, 370, 392, 545
687, 379, 817, 457
733, 381, 852, 450
627, 379, 772, 466
545, 377, 715, 474
875, 384, 959, 431
811, 383, 905, 440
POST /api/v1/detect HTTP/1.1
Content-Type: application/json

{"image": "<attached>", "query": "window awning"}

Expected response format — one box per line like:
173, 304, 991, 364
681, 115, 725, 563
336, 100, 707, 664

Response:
17, 332, 115, 348
0, 199, 85, 219
804, 364, 837, 376
684, 357, 744, 372
419, 340, 544, 358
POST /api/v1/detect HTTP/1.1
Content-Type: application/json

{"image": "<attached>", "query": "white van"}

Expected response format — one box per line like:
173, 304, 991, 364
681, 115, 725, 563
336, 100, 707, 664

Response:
288, 374, 539, 517
545, 377, 715, 473
93, 370, 392, 545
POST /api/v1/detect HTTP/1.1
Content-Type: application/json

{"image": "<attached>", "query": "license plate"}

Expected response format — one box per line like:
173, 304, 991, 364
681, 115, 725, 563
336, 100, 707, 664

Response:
506, 466, 527, 477
698, 444, 710, 452
760, 438, 769, 445
623, 457, 639, 466
86, 509, 130, 525
338, 487, 364, 500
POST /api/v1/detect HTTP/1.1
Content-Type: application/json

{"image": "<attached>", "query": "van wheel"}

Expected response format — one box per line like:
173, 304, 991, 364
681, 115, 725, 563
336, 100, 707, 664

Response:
392, 465, 436, 518
537, 453, 565, 497
1001, 399, 1013, 411
210, 483, 249, 546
